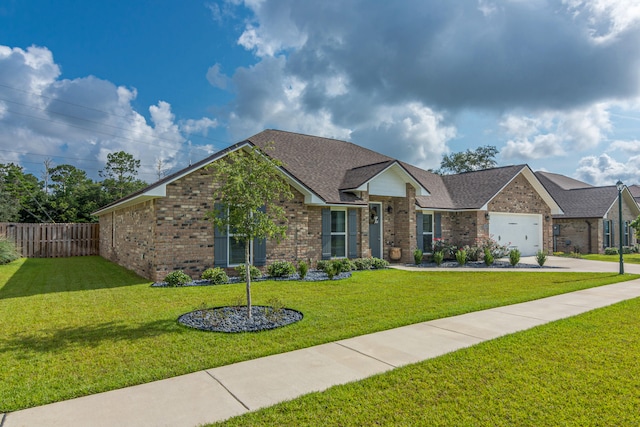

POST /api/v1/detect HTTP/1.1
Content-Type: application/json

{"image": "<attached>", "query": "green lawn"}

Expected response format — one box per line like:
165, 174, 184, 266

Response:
0, 257, 637, 412
215, 297, 640, 426
579, 253, 640, 264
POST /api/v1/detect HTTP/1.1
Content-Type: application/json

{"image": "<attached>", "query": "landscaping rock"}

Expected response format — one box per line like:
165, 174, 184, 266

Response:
178, 305, 303, 333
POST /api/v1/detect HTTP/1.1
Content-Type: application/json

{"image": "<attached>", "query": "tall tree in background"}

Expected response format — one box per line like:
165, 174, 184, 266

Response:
99, 151, 147, 202
0, 163, 50, 222
206, 145, 293, 318
47, 165, 102, 222
438, 145, 499, 174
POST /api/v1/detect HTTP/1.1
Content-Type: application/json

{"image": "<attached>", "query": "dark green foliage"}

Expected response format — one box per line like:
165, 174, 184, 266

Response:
536, 250, 547, 266
164, 270, 192, 287
267, 261, 296, 278
483, 248, 494, 266
456, 249, 467, 266
509, 249, 521, 266
433, 251, 444, 266
297, 260, 308, 279
0, 238, 20, 264
353, 258, 374, 270
201, 267, 229, 284
438, 145, 499, 174
235, 264, 262, 280
413, 248, 423, 265
370, 258, 389, 269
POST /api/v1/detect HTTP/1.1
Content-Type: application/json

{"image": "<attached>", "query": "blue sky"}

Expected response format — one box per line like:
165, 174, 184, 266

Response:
1, 0, 639, 185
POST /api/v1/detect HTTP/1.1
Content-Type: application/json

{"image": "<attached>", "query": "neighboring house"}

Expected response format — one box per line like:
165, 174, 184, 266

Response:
94, 130, 561, 281
629, 185, 640, 206
536, 172, 640, 254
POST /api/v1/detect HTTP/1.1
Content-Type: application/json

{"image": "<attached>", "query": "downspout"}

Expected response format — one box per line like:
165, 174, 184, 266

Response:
585, 220, 592, 254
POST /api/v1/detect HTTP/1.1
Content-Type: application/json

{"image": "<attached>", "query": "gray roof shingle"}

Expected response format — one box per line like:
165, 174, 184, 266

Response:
536, 171, 617, 218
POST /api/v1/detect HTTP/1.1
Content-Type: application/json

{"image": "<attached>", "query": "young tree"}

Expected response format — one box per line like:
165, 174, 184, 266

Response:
438, 145, 499, 174
206, 145, 293, 318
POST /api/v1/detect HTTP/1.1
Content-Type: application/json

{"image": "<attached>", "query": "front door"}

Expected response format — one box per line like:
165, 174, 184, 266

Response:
369, 203, 382, 259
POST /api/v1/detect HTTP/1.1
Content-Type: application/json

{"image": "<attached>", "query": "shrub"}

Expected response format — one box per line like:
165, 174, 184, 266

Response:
433, 239, 457, 259
370, 257, 389, 269
316, 260, 329, 272
569, 251, 582, 258
164, 270, 191, 287
604, 247, 619, 255
297, 260, 309, 279
536, 250, 547, 266
432, 250, 444, 266
509, 248, 521, 266
455, 249, 467, 266
325, 263, 337, 280
478, 237, 509, 258
267, 261, 296, 278
483, 248, 494, 266
333, 258, 356, 273
235, 264, 262, 280
413, 248, 423, 265
623, 246, 634, 254
201, 267, 229, 284
0, 238, 20, 265
353, 258, 374, 270
464, 245, 482, 262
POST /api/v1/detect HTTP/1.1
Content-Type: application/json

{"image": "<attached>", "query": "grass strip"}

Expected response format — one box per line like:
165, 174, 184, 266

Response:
579, 253, 640, 264
214, 296, 640, 426
0, 257, 637, 412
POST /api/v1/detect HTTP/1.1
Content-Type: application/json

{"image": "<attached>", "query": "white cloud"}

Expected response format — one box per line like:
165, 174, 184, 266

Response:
500, 104, 612, 160
575, 153, 640, 185
206, 63, 230, 89
0, 44, 219, 182
610, 140, 640, 154
563, 0, 640, 42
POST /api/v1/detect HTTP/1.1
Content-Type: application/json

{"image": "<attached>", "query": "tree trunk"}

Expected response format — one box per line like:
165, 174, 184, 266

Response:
245, 240, 252, 318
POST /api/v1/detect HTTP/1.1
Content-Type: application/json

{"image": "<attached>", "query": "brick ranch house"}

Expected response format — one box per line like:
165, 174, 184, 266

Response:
536, 172, 640, 254
94, 130, 562, 281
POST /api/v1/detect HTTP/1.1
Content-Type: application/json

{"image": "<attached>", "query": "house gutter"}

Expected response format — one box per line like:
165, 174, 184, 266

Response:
585, 220, 592, 254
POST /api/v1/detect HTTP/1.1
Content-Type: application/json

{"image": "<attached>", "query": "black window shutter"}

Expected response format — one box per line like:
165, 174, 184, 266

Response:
416, 211, 424, 251
321, 208, 331, 260
434, 213, 442, 239
213, 203, 228, 267
348, 209, 357, 258
254, 205, 267, 266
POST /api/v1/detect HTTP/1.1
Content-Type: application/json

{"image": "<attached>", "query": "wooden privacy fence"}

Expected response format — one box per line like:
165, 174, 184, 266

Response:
0, 223, 99, 258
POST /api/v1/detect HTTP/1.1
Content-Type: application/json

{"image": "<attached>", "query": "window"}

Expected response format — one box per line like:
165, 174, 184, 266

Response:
213, 203, 266, 268
422, 213, 433, 252
331, 210, 347, 258
624, 221, 630, 247
228, 225, 248, 266
604, 220, 612, 248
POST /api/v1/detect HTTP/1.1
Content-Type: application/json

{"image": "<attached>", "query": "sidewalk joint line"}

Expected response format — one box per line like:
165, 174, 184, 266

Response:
425, 323, 493, 341
204, 370, 251, 411
334, 342, 398, 368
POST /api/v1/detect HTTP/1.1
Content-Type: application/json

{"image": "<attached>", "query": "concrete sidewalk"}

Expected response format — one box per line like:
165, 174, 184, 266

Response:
3, 258, 640, 427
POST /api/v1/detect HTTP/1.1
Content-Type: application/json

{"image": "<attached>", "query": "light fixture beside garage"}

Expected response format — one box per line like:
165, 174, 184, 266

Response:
485, 212, 490, 220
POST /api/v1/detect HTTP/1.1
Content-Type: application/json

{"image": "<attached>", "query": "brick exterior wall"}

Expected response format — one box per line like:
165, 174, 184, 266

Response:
436, 174, 553, 253
488, 174, 553, 253
552, 197, 638, 255
99, 167, 561, 279
98, 200, 156, 279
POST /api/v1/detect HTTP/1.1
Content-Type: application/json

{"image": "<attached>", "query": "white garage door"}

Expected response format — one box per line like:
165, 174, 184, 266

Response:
489, 213, 542, 256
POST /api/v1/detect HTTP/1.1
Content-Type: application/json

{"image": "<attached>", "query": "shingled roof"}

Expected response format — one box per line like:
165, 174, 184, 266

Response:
94, 129, 560, 215
536, 172, 620, 218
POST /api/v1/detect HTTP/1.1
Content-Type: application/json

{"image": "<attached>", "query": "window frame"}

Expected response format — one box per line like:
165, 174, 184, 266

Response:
422, 211, 434, 253
624, 220, 630, 247
330, 208, 348, 258
604, 219, 612, 248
